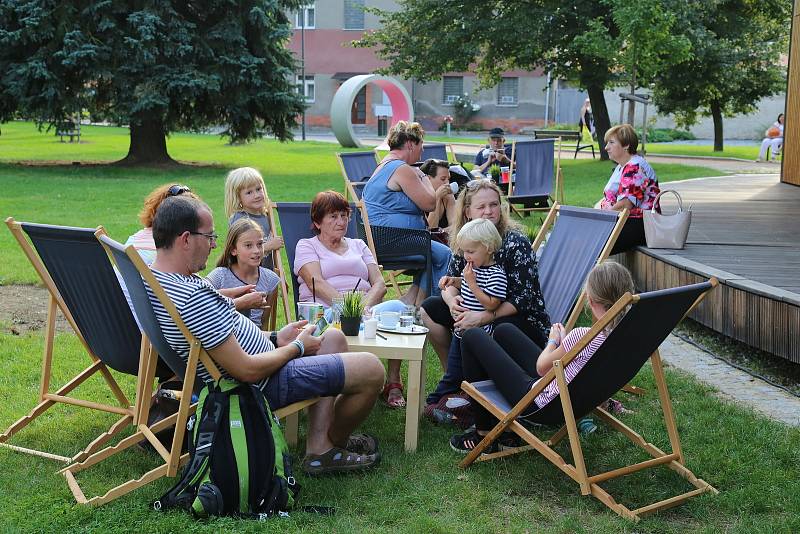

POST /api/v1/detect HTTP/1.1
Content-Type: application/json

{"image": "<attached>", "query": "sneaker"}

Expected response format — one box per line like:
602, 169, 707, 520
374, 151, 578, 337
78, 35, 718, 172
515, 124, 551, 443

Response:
450, 429, 496, 454
577, 417, 598, 435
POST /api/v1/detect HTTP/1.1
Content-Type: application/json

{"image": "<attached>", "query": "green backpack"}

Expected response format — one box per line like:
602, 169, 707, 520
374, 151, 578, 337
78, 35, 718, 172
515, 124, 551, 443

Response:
154, 378, 298, 518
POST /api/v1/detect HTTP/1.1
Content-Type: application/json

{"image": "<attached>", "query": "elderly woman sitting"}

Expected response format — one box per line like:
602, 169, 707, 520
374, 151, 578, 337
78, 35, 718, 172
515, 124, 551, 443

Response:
294, 190, 408, 408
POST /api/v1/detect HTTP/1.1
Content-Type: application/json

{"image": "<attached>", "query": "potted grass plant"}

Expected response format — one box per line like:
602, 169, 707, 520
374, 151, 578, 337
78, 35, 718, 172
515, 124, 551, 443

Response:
489, 163, 501, 182
340, 290, 365, 336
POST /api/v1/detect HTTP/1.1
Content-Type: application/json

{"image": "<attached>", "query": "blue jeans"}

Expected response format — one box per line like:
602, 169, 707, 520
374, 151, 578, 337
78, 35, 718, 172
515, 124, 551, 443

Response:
426, 335, 464, 405
420, 240, 451, 297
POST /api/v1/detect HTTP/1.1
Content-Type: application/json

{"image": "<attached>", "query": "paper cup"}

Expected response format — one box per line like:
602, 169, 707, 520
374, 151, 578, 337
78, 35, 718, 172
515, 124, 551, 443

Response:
297, 302, 324, 323
363, 318, 379, 339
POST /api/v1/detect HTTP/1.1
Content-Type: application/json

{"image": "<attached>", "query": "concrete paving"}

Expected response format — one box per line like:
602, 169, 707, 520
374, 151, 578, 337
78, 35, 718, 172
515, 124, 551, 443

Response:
659, 335, 800, 427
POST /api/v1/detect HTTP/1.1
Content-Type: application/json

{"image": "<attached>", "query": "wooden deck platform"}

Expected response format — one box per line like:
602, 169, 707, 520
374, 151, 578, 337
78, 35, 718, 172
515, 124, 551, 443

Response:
613, 174, 800, 363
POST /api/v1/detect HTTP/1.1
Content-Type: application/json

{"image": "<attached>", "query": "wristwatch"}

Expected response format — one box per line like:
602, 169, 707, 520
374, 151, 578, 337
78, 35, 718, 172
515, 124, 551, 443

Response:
269, 331, 278, 347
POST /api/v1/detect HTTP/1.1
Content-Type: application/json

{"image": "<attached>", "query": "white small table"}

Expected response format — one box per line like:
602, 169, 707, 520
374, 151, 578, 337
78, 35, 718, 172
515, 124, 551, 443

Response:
345, 331, 428, 452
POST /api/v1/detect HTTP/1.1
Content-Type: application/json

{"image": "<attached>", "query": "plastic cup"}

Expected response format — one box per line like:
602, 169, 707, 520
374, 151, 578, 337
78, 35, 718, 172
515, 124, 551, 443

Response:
297, 302, 324, 323
378, 311, 399, 329
363, 318, 379, 339
500, 167, 510, 184
399, 316, 414, 332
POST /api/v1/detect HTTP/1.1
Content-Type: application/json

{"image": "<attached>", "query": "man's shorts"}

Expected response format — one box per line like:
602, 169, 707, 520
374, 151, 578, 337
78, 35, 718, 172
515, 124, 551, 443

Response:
262, 353, 345, 410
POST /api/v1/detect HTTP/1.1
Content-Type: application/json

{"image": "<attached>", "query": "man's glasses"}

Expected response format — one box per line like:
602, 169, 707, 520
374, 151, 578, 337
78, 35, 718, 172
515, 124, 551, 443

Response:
168, 184, 191, 197
189, 231, 218, 244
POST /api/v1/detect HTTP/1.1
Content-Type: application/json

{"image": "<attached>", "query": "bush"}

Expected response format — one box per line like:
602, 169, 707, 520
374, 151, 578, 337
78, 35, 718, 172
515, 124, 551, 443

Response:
636, 127, 696, 143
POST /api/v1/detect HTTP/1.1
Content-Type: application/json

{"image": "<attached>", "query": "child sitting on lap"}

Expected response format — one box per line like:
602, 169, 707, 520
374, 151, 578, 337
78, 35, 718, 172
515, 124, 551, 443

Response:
426, 218, 506, 407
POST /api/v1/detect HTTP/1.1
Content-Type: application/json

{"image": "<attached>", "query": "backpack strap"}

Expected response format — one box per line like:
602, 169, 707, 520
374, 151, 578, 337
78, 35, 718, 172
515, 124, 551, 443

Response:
153, 382, 226, 511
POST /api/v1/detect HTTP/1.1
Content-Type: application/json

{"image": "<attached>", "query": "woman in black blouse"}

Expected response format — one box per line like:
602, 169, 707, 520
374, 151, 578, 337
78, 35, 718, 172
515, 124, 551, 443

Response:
420, 178, 550, 407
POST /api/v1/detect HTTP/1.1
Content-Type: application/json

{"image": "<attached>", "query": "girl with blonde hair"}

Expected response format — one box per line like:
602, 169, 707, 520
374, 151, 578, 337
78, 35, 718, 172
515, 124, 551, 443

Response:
450, 261, 635, 453
224, 167, 283, 270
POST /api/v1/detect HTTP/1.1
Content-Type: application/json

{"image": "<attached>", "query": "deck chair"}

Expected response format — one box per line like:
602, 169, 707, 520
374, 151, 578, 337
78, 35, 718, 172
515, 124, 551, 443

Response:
420, 142, 453, 163
354, 201, 433, 297
460, 279, 720, 521
507, 139, 564, 217
60, 235, 317, 506
272, 201, 358, 321
532, 205, 628, 330
337, 151, 378, 200
0, 219, 165, 464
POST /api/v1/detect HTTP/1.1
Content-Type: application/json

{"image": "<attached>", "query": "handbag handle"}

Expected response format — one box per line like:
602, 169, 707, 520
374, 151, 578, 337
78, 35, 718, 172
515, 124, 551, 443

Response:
651, 189, 684, 214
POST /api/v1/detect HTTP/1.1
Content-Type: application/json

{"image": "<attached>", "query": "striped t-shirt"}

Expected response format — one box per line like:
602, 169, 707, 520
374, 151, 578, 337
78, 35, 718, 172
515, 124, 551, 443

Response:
534, 327, 606, 408
148, 270, 273, 388
458, 263, 507, 336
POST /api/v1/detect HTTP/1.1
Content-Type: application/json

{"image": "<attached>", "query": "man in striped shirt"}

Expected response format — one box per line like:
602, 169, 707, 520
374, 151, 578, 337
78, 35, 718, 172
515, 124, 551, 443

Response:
149, 196, 385, 474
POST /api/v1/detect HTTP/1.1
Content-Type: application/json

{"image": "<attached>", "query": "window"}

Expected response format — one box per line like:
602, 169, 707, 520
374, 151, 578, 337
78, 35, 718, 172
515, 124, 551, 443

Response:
295, 75, 315, 103
497, 77, 518, 106
295, 4, 315, 29
344, 0, 365, 30
442, 76, 463, 105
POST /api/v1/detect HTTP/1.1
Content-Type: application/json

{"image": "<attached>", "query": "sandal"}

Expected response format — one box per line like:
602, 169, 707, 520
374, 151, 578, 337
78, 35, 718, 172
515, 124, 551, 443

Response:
344, 433, 379, 455
302, 447, 380, 476
382, 382, 406, 408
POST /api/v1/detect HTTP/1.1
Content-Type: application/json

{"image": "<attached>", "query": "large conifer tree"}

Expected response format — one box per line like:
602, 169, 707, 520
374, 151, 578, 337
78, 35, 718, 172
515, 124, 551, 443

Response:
0, 1, 306, 164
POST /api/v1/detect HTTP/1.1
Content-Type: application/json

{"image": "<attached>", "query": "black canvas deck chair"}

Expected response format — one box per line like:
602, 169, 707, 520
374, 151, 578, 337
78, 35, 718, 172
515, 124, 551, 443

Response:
0, 218, 162, 464
337, 151, 378, 200
420, 142, 455, 163
460, 279, 719, 521
507, 139, 564, 217
355, 201, 433, 297
272, 201, 358, 321
533, 205, 628, 330
60, 234, 317, 506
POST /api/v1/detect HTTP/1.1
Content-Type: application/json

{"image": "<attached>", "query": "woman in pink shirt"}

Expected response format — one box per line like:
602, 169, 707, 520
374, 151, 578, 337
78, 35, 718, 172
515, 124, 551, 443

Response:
294, 190, 408, 408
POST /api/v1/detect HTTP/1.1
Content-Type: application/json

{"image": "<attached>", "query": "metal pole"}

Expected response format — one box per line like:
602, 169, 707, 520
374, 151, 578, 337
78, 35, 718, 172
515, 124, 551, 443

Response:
544, 72, 551, 125
301, 13, 306, 141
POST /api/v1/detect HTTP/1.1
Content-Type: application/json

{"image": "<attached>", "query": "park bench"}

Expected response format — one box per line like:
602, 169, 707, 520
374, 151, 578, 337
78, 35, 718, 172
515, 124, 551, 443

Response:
56, 120, 81, 143
533, 129, 595, 159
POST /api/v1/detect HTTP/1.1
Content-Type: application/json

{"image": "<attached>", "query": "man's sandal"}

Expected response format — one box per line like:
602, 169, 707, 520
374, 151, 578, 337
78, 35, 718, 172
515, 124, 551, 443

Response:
345, 433, 379, 455
302, 447, 380, 476
382, 382, 406, 408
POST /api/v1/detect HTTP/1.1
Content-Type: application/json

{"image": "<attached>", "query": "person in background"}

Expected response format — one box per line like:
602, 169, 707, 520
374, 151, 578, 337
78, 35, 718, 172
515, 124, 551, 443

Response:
473, 127, 513, 179
126, 183, 198, 265
579, 98, 595, 140
224, 167, 284, 270
597, 124, 660, 254
419, 158, 457, 243
756, 113, 784, 162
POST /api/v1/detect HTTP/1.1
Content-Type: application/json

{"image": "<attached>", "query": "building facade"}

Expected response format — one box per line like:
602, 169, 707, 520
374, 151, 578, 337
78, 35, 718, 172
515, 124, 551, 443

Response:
287, 1, 551, 134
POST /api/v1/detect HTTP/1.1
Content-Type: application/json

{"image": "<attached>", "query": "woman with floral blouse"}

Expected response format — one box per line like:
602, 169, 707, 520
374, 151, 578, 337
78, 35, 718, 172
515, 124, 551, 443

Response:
420, 179, 550, 409
598, 124, 660, 253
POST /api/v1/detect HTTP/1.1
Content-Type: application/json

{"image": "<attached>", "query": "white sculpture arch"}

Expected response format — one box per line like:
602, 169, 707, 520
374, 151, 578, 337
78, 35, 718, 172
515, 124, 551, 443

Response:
330, 74, 413, 148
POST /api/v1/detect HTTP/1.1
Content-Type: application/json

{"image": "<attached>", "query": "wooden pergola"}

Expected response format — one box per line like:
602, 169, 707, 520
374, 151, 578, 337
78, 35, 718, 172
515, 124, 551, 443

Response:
782, 0, 800, 185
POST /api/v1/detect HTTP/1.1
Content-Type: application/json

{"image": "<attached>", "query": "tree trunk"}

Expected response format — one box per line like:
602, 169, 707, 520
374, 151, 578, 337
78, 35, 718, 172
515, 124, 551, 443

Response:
588, 84, 610, 160
711, 100, 724, 152
117, 112, 176, 166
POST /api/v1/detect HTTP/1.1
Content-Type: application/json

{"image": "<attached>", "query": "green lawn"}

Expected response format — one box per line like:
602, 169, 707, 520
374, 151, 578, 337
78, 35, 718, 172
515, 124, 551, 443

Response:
426, 134, 763, 160
2, 121, 796, 533
0, 121, 722, 285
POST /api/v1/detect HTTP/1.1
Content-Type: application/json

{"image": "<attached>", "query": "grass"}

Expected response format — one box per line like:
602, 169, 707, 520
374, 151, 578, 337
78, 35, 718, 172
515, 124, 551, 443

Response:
0, 121, 723, 285
426, 134, 764, 160
3, 121, 796, 532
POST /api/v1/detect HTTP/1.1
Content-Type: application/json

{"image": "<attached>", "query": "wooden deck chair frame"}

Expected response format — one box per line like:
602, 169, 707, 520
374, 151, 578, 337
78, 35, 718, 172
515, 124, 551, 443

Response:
507, 138, 565, 218
337, 151, 378, 202
0, 219, 136, 465
355, 200, 419, 296
459, 279, 720, 521
60, 234, 315, 507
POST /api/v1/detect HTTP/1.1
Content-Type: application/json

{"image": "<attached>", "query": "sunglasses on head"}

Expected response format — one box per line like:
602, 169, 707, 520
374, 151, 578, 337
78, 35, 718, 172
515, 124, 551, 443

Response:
466, 178, 494, 190
167, 184, 191, 197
